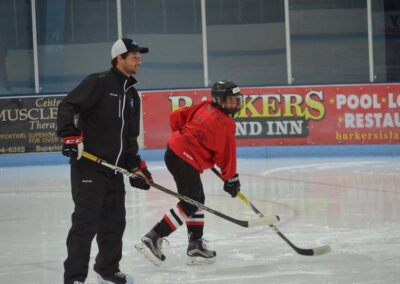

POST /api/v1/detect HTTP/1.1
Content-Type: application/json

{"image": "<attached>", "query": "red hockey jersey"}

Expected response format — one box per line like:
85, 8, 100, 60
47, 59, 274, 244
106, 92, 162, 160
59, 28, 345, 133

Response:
168, 100, 237, 181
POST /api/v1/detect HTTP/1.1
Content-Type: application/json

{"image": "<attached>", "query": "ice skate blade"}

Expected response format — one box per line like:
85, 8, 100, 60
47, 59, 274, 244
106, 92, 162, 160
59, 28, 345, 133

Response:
134, 242, 163, 266
96, 273, 134, 284
186, 255, 216, 266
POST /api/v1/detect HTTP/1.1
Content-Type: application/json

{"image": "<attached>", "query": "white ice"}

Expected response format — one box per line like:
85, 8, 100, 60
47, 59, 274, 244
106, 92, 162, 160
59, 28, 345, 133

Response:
0, 156, 400, 284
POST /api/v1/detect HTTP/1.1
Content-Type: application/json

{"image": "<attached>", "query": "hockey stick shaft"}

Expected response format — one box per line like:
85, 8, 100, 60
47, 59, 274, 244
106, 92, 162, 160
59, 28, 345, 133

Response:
81, 151, 279, 228
211, 167, 331, 256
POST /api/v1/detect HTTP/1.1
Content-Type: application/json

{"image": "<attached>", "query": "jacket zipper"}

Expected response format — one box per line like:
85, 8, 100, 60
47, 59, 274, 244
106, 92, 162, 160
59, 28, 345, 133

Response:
115, 79, 136, 169
118, 96, 121, 118
115, 80, 127, 167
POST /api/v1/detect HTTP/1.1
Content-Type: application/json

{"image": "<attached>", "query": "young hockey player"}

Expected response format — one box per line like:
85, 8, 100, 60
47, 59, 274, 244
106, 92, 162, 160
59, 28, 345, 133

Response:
135, 80, 243, 265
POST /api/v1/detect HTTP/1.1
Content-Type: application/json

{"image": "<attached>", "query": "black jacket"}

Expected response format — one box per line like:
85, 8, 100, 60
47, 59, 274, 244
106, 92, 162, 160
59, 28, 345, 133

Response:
57, 67, 142, 171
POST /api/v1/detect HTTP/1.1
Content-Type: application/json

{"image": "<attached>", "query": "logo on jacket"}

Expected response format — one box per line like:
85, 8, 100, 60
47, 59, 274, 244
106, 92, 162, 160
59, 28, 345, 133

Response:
183, 152, 193, 160
130, 98, 134, 108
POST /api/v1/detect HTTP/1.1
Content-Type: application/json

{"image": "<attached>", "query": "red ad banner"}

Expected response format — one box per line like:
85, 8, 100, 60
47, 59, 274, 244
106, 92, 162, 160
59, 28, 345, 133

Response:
141, 84, 400, 149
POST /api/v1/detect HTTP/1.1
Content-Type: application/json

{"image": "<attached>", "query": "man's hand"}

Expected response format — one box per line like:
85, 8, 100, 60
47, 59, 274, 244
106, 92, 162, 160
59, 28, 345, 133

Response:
130, 160, 153, 190
224, 173, 240, 197
62, 132, 84, 160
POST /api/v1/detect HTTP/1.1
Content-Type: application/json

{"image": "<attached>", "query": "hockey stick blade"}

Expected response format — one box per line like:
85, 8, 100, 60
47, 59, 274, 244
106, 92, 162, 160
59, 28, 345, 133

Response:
312, 245, 332, 256
289, 244, 332, 256
81, 151, 279, 228
247, 215, 280, 227
270, 223, 332, 256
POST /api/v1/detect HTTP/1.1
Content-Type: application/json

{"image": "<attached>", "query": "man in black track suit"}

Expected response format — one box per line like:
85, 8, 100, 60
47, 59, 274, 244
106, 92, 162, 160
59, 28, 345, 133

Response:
57, 38, 153, 284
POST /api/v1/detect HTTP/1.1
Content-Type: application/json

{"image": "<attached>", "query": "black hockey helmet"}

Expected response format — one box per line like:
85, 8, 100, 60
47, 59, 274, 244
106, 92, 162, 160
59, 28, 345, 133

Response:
211, 80, 243, 114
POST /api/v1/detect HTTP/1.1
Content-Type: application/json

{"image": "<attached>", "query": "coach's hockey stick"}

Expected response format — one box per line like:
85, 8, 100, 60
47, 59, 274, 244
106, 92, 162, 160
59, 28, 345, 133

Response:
81, 151, 279, 228
211, 167, 331, 256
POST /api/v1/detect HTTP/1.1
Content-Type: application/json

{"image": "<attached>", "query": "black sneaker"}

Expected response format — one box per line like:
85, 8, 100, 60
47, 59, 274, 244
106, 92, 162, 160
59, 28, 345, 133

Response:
134, 230, 168, 266
186, 238, 216, 265
96, 271, 134, 284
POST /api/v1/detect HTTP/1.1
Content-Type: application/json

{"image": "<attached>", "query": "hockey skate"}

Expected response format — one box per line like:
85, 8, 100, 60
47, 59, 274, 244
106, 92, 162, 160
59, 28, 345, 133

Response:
135, 230, 168, 266
96, 271, 133, 284
73, 282, 84, 284
186, 238, 216, 265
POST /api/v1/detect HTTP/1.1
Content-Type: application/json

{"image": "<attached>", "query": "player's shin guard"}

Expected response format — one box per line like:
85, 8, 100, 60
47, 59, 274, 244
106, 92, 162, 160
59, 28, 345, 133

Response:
186, 209, 205, 240
162, 204, 189, 232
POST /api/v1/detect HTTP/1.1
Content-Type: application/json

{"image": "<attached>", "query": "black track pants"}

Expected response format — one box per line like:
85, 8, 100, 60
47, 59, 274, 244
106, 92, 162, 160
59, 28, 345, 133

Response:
64, 165, 126, 284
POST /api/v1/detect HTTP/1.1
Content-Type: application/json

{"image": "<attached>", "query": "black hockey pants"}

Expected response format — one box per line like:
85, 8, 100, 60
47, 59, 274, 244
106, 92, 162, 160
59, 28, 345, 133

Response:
64, 165, 126, 284
154, 145, 205, 239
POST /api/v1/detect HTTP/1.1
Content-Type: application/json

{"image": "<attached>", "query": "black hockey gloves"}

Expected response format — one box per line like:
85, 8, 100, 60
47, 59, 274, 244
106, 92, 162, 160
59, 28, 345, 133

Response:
130, 160, 153, 190
224, 173, 240, 197
62, 131, 84, 160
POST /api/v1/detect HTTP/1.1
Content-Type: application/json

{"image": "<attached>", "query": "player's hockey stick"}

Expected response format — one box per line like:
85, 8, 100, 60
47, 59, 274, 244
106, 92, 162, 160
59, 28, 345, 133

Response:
81, 151, 279, 228
211, 167, 331, 256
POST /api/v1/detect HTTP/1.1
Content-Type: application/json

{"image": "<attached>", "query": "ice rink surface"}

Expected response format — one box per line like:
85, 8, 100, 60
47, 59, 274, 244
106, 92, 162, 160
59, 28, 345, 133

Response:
0, 156, 399, 284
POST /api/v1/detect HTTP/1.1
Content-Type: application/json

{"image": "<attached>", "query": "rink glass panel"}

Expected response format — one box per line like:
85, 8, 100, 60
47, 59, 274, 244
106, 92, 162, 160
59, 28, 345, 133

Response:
121, 0, 204, 89
0, 0, 34, 95
205, 0, 287, 87
35, 0, 118, 93
289, 0, 369, 85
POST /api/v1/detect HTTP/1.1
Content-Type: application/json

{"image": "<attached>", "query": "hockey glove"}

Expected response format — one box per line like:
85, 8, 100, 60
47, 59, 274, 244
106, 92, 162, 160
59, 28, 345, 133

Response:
130, 160, 153, 190
62, 131, 84, 160
224, 173, 240, 198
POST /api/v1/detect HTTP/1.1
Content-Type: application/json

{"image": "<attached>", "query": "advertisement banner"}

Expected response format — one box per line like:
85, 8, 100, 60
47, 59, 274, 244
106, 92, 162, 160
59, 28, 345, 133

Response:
142, 84, 400, 149
0, 95, 64, 154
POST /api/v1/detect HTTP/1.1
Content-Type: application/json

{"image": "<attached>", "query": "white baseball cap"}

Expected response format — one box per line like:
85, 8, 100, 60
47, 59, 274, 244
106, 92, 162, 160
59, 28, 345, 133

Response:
111, 38, 149, 59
